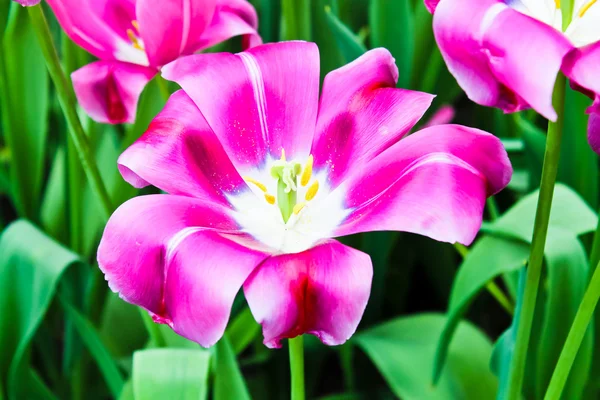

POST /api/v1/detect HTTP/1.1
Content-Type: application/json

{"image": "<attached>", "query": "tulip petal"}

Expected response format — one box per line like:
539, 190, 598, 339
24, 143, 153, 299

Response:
118, 90, 245, 202
244, 240, 373, 348
162, 230, 267, 347
15, 0, 41, 5
47, 0, 145, 63
136, 0, 217, 67
480, 4, 572, 121
331, 125, 512, 245
97, 194, 240, 318
190, 0, 262, 51
313, 48, 434, 186
162, 42, 320, 171
588, 112, 600, 154
433, 0, 571, 120
71, 60, 156, 124
424, 0, 441, 13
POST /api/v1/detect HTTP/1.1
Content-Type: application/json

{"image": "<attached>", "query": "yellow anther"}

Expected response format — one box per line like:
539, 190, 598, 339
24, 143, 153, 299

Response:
555, 0, 560, 8
293, 202, 306, 215
127, 29, 144, 51
305, 180, 319, 201
280, 148, 286, 161
243, 176, 267, 192
132, 20, 140, 32
300, 155, 313, 187
579, 0, 596, 16
265, 193, 276, 205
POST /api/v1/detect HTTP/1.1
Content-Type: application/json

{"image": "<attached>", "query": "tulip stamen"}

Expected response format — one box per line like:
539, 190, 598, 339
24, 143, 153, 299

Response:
243, 176, 267, 192
127, 28, 144, 51
300, 155, 313, 186
293, 203, 306, 215
579, 0, 597, 17
132, 20, 140, 33
555, 0, 560, 9
305, 180, 319, 201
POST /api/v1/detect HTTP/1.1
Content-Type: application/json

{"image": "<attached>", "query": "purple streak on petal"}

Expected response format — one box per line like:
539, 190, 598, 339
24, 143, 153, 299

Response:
588, 112, 600, 154
335, 124, 513, 245
14, 0, 41, 6
313, 48, 434, 186
71, 60, 155, 124
244, 240, 373, 348
118, 90, 245, 201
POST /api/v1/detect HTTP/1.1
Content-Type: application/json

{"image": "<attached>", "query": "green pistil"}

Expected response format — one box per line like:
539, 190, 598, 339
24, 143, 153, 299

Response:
271, 160, 301, 223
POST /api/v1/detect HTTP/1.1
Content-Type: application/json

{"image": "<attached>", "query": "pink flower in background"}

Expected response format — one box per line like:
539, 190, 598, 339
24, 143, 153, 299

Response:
98, 42, 512, 348
47, 0, 261, 124
426, 0, 600, 152
14, 0, 41, 5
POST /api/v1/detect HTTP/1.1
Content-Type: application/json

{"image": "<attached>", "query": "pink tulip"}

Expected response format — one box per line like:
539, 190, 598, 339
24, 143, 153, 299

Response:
46, 0, 261, 124
426, 0, 600, 151
98, 42, 512, 348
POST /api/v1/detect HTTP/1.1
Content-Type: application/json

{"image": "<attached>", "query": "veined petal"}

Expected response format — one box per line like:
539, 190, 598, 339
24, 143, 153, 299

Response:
136, 0, 217, 67
97, 195, 240, 317
480, 5, 573, 121
118, 90, 245, 202
14, 0, 41, 5
188, 0, 262, 52
162, 42, 320, 172
244, 240, 372, 348
313, 49, 434, 186
47, 0, 139, 62
71, 60, 156, 124
333, 125, 512, 245
162, 230, 268, 347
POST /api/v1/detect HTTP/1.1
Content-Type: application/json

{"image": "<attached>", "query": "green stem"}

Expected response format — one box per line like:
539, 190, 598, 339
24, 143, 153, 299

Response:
281, 0, 311, 41
289, 336, 305, 400
486, 197, 501, 221
589, 216, 600, 270
506, 74, 566, 399
420, 47, 443, 94
27, 5, 113, 220
139, 309, 167, 348
544, 259, 600, 399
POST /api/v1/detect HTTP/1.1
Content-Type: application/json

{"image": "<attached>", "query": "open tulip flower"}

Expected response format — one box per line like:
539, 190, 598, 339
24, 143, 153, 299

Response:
426, 0, 600, 152
97, 42, 512, 348
45, 0, 261, 124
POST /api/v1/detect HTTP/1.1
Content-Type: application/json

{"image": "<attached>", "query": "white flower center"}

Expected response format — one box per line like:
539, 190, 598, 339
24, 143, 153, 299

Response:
506, 0, 600, 46
227, 150, 350, 255
114, 20, 150, 66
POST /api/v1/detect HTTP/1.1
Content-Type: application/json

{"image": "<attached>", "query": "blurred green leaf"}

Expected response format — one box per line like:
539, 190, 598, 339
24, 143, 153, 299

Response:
248, 0, 280, 43
0, 220, 79, 399
214, 336, 251, 400
490, 269, 526, 399
1, 4, 49, 220
559, 86, 598, 207
59, 296, 125, 398
312, 0, 344, 78
534, 231, 592, 399
281, 0, 311, 41
369, 0, 413, 88
40, 146, 68, 244
132, 349, 210, 400
355, 314, 498, 399
225, 307, 261, 355
409, 1, 434, 89
433, 185, 597, 384
324, 6, 366, 63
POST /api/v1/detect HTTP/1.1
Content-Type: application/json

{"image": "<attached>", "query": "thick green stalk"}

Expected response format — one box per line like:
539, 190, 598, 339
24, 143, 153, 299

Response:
140, 309, 167, 348
506, 75, 566, 399
289, 336, 305, 400
27, 5, 113, 219
544, 259, 600, 399
590, 218, 600, 269
281, 0, 311, 41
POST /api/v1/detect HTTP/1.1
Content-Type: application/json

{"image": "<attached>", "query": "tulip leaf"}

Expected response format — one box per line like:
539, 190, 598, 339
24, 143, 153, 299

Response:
432, 185, 597, 384
0, 220, 79, 398
1, 3, 49, 220
40, 146, 69, 245
355, 314, 498, 399
132, 349, 211, 400
213, 336, 251, 400
369, 0, 413, 88
324, 5, 366, 63
225, 307, 261, 355
59, 296, 125, 398
490, 269, 526, 399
